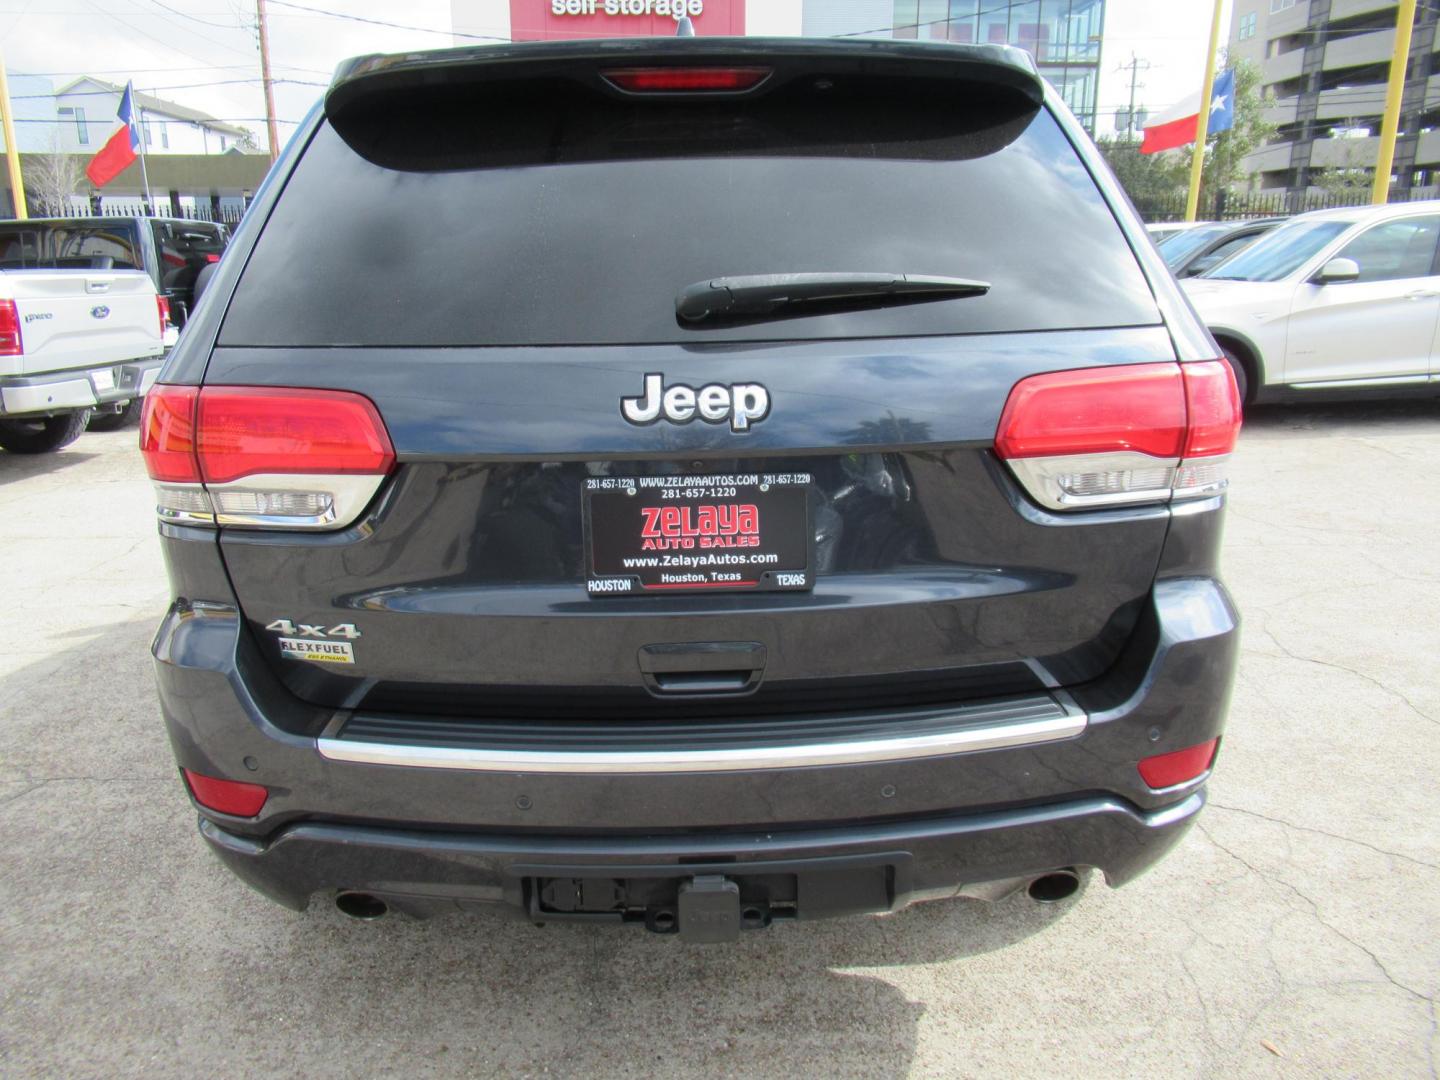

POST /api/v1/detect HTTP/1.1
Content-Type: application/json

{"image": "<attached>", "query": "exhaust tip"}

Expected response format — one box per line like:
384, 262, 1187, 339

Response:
335, 891, 389, 920
1026, 869, 1081, 904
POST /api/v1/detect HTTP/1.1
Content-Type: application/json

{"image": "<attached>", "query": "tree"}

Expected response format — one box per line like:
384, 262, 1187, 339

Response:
22, 134, 86, 216
235, 126, 260, 153
1313, 127, 1371, 199
1096, 136, 1188, 206
1179, 58, 1276, 202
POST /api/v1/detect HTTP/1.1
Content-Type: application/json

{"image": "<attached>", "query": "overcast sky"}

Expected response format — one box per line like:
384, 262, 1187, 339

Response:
2, 0, 1232, 153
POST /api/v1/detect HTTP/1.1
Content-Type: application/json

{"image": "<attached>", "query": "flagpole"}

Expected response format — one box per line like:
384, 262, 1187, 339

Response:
136, 91, 153, 212
0, 48, 26, 220
1371, 0, 1418, 205
1184, 0, 1226, 222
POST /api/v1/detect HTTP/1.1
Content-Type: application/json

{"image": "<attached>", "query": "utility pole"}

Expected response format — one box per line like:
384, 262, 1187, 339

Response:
1372, 0, 1418, 205
1119, 54, 1151, 140
1184, 0, 1226, 222
0, 48, 27, 220
256, 0, 279, 163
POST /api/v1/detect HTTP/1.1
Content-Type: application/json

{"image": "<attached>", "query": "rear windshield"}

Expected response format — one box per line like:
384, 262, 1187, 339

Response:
221, 83, 1159, 346
0, 222, 141, 271
1158, 223, 1231, 268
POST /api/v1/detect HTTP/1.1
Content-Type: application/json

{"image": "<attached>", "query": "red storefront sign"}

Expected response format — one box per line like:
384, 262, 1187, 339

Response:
510, 0, 745, 41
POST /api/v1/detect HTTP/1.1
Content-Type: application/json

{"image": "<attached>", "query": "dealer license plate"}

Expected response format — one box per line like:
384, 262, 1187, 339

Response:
584, 473, 813, 596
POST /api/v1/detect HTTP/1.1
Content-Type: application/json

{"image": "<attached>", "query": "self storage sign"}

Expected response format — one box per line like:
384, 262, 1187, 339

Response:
510, 0, 744, 39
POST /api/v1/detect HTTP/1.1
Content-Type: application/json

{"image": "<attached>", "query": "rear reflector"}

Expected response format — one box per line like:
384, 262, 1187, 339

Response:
1138, 738, 1219, 789
157, 295, 172, 336
139, 385, 394, 530
182, 768, 268, 816
995, 361, 1240, 511
0, 299, 21, 356
602, 67, 771, 93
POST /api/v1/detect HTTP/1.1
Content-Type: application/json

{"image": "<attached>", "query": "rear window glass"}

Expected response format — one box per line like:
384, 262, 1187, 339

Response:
0, 223, 140, 271
221, 84, 1159, 346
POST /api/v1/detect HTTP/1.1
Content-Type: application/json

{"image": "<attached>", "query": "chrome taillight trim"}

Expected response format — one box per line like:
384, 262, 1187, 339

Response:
206, 473, 386, 530
154, 482, 216, 525
1005, 451, 1232, 512
1006, 451, 1180, 511
151, 474, 385, 531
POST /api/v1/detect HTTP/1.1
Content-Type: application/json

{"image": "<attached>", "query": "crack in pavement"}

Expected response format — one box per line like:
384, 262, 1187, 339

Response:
1253, 626, 1440, 729
1198, 822, 1435, 1007
1207, 802, 1440, 872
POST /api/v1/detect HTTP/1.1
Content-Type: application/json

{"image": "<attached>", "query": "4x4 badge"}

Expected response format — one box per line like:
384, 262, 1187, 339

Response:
621, 373, 770, 433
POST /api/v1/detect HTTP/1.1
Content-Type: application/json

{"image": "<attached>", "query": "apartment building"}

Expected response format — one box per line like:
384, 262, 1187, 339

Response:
1230, 0, 1440, 195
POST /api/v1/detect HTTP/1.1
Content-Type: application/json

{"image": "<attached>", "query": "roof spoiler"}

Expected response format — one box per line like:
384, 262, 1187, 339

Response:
325, 37, 1044, 123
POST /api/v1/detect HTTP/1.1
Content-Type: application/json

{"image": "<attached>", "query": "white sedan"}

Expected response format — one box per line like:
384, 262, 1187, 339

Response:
1181, 201, 1440, 403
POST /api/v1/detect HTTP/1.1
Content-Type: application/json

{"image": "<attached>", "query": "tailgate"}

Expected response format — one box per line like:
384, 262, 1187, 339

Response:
201, 38, 1172, 719
7, 270, 160, 376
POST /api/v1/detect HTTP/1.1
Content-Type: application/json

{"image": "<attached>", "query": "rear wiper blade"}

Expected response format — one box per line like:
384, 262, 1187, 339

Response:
675, 272, 990, 325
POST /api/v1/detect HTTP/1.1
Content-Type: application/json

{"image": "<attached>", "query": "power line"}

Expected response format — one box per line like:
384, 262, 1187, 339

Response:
147, 0, 247, 30
10, 77, 324, 98
265, 0, 505, 41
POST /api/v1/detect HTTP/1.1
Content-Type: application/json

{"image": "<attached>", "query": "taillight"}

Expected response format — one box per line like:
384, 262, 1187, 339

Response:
1138, 738, 1219, 789
602, 67, 772, 93
139, 385, 394, 530
0, 299, 22, 356
182, 768, 268, 816
995, 361, 1240, 511
157, 295, 172, 334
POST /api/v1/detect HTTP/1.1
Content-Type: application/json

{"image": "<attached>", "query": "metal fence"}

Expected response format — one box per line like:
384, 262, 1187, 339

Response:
34, 196, 249, 225
1135, 187, 1440, 222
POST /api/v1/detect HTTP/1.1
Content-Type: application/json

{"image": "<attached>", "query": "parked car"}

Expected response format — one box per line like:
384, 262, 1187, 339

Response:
1145, 220, 1210, 243
142, 37, 1241, 941
1184, 202, 1440, 403
0, 216, 226, 429
0, 265, 167, 452
1157, 218, 1286, 278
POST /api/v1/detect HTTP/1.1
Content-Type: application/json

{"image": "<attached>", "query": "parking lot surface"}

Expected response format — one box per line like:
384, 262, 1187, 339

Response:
2, 400, 1438, 1078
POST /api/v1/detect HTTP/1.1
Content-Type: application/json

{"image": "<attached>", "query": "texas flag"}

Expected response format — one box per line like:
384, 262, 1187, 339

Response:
1140, 68, 1236, 154
85, 81, 141, 188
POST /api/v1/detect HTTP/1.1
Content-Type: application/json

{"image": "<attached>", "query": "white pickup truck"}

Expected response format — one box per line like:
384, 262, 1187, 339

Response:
0, 268, 169, 453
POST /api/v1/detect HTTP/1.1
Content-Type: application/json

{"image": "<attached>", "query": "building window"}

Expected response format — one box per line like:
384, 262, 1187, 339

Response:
59, 106, 89, 145
219, 135, 227, 152
160, 122, 169, 149
1269, 0, 1295, 12
1239, 12, 1257, 39
143, 120, 152, 147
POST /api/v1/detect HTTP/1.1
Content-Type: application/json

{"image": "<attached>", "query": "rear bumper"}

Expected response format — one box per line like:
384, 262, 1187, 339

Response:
199, 789, 1205, 919
154, 567, 1237, 919
0, 356, 163, 415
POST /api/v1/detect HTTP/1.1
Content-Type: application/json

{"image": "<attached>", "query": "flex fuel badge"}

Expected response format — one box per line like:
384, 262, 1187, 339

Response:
278, 637, 355, 665
265, 619, 360, 665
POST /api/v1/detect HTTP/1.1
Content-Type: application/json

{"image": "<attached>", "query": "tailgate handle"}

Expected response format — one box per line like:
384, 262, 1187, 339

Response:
85, 277, 112, 293
638, 642, 766, 697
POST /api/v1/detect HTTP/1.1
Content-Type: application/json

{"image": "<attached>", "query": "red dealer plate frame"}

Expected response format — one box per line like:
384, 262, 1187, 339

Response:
583, 473, 813, 596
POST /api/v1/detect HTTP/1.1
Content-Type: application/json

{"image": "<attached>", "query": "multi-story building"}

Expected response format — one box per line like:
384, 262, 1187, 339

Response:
1230, 0, 1440, 195
1, 75, 270, 220
51, 78, 256, 157
450, 0, 1108, 131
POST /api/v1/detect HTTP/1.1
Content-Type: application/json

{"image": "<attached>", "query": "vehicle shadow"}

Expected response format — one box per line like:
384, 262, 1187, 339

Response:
0, 444, 101, 483
1, 614, 1082, 1078
1242, 396, 1439, 434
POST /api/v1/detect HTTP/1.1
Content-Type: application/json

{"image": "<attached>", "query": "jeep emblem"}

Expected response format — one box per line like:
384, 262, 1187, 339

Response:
621, 373, 770, 433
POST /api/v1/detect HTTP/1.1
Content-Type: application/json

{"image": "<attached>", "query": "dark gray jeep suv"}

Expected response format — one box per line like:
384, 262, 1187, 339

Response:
142, 37, 1240, 941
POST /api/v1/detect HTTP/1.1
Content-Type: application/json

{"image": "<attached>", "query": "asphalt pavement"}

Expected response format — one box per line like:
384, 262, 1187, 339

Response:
2, 399, 1438, 1078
